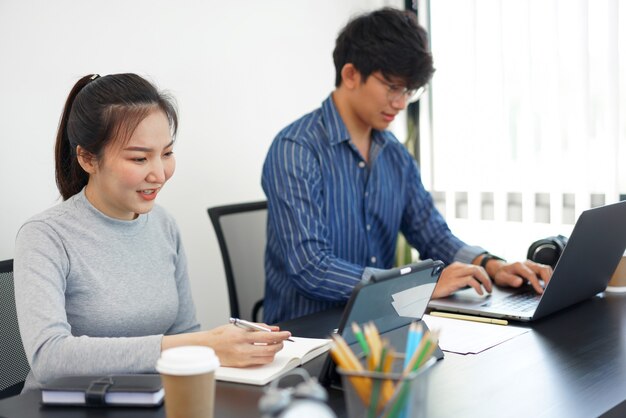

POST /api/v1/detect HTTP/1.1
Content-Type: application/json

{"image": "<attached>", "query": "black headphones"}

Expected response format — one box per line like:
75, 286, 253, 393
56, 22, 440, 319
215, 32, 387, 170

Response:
527, 234, 568, 268
258, 369, 336, 418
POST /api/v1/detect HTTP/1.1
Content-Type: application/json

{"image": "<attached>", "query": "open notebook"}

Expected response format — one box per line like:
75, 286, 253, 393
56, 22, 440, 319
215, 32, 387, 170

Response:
215, 336, 331, 385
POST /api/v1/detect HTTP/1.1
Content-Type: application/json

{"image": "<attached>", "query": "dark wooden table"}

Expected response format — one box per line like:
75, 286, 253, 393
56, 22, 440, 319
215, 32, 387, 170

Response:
2, 293, 626, 418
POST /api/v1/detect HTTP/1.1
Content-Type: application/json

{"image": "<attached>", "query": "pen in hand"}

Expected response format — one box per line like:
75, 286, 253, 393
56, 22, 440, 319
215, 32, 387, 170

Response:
229, 317, 294, 342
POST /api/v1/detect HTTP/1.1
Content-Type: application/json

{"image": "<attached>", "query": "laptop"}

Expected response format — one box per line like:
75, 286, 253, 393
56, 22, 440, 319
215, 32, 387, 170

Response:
320, 259, 445, 387
428, 200, 626, 322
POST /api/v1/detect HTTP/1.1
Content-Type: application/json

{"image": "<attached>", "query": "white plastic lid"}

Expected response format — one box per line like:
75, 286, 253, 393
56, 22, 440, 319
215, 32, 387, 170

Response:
156, 346, 220, 376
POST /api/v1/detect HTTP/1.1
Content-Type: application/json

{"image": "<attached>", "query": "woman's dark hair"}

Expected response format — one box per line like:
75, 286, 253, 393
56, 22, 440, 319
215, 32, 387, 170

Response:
54, 73, 178, 200
333, 7, 434, 89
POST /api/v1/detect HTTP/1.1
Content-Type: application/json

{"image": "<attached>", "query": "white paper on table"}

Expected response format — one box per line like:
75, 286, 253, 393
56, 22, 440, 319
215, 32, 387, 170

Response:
390, 283, 436, 317
422, 314, 530, 354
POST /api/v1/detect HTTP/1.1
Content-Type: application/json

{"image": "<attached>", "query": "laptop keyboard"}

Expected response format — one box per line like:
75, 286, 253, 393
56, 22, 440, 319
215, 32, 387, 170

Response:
489, 289, 541, 312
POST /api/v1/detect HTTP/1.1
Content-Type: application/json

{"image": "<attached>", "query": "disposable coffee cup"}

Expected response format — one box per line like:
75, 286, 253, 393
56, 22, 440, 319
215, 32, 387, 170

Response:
156, 346, 220, 418
606, 256, 626, 292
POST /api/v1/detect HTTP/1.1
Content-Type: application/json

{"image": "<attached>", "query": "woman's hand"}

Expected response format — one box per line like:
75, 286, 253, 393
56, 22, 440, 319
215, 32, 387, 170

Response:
162, 323, 291, 367
204, 324, 291, 367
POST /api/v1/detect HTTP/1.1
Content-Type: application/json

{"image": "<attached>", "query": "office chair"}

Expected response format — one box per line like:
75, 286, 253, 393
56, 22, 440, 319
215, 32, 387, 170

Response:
0, 259, 30, 399
208, 201, 268, 323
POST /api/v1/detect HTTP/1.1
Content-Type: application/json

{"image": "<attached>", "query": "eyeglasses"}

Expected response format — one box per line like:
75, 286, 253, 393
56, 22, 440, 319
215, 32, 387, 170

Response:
371, 74, 426, 104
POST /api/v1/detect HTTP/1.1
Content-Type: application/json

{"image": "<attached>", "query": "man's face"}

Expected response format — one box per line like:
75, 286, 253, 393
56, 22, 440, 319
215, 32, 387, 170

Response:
351, 71, 410, 131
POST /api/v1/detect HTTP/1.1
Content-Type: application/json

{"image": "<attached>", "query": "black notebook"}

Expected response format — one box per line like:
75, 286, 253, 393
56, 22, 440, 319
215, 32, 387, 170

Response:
41, 374, 164, 407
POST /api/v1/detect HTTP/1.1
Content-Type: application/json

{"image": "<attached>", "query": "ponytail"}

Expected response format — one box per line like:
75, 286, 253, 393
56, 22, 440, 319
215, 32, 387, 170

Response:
54, 74, 99, 200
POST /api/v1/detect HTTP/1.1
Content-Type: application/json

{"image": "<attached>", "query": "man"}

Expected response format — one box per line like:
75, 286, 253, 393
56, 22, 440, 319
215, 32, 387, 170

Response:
261, 7, 551, 323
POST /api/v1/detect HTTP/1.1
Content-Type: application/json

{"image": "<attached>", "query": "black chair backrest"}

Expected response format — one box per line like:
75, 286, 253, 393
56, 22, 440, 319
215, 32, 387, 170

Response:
208, 201, 267, 322
0, 259, 30, 399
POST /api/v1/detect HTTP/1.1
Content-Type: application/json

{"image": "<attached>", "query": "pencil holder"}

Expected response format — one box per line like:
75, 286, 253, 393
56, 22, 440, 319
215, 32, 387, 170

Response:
337, 356, 435, 418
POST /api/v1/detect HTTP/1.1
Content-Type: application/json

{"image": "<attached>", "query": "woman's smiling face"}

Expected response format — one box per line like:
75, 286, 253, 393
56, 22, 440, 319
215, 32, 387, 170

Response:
83, 109, 175, 220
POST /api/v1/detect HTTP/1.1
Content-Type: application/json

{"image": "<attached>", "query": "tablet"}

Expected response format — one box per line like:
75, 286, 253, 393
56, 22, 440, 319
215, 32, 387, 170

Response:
320, 259, 444, 387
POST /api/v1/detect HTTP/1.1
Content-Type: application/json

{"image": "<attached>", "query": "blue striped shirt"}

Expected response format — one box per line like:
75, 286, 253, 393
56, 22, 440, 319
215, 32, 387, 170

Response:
261, 95, 484, 323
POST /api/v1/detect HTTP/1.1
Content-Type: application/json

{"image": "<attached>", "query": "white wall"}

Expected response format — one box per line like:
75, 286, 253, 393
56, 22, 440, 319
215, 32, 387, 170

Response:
0, 0, 401, 329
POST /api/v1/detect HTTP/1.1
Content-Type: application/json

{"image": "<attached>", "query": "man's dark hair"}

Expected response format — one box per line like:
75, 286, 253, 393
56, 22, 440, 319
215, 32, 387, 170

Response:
333, 7, 434, 89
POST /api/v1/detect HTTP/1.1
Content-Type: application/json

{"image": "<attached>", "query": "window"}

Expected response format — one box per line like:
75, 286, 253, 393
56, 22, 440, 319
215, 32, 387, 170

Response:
416, 0, 625, 257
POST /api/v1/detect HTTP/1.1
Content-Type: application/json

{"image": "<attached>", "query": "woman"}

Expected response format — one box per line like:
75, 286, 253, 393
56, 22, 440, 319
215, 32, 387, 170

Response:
14, 73, 290, 391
